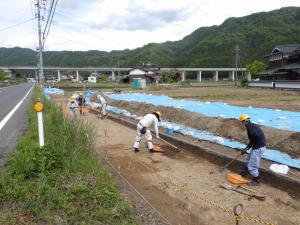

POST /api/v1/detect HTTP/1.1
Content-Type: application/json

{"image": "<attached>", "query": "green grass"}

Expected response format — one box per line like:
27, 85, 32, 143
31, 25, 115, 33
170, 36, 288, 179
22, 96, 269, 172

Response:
0, 88, 139, 225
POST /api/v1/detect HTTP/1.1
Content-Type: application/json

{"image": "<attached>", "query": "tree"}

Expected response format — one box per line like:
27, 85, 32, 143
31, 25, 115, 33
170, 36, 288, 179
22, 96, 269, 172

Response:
161, 71, 181, 83
0, 69, 6, 81
161, 71, 173, 83
246, 60, 267, 79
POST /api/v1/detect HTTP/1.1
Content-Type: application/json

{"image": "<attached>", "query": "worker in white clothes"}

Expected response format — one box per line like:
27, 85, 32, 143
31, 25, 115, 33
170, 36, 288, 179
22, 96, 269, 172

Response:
97, 94, 107, 118
133, 111, 161, 153
67, 95, 78, 118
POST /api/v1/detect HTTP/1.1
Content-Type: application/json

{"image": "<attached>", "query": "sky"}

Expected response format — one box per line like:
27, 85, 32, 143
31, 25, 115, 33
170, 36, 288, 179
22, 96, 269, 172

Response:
0, 0, 299, 52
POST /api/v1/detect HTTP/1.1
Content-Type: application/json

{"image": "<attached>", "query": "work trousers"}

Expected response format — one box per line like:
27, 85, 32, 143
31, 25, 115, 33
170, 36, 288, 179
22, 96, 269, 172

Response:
69, 108, 76, 118
245, 146, 266, 177
133, 123, 153, 150
100, 103, 107, 116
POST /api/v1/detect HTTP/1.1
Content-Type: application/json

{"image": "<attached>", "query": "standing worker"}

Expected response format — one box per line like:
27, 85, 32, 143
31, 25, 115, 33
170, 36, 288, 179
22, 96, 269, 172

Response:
133, 112, 161, 153
77, 93, 86, 116
97, 94, 108, 118
67, 96, 78, 118
239, 114, 266, 186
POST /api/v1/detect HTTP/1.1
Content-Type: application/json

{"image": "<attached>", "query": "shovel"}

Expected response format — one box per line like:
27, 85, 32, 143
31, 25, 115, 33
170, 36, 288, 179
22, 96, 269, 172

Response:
220, 183, 265, 201
220, 152, 244, 173
157, 137, 180, 151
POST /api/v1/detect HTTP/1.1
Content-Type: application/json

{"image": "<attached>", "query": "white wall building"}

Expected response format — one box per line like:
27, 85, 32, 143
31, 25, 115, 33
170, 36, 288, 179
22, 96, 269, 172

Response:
88, 76, 97, 83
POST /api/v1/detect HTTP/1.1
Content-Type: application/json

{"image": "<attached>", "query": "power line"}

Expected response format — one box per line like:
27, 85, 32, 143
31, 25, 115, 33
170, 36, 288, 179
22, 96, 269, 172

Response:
49, 34, 101, 49
55, 9, 127, 46
28, 0, 37, 35
42, 0, 59, 46
43, 0, 55, 37
0, 18, 35, 32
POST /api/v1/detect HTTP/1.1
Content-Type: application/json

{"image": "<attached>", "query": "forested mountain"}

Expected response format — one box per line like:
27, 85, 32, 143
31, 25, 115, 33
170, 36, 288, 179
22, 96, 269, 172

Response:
1, 7, 300, 68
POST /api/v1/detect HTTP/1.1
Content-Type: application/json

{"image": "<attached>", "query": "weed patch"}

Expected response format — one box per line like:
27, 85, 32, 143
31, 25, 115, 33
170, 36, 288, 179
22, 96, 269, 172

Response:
0, 90, 138, 225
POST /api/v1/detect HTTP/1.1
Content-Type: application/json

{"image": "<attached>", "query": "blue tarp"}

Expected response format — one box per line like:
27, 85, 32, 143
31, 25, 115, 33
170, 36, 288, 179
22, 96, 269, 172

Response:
108, 93, 300, 132
43, 88, 64, 100
105, 94, 300, 169
72, 91, 96, 104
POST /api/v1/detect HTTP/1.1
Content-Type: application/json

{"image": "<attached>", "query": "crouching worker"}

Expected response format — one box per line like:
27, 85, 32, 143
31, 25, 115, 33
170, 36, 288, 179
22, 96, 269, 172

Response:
67, 96, 78, 118
133, 111, 161, 153
239, 114, 266, 186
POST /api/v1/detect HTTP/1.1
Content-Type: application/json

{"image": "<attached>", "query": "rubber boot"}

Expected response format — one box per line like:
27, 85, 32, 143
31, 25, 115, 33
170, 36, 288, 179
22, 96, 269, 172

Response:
248, 176, 260, 186
134, 148, 139, 153
239, 166, 249, 178
149, 149, 154, 153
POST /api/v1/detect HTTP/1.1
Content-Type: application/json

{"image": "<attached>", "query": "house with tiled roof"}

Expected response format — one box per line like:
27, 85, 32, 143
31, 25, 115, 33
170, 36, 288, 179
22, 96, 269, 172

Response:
127, 63, 161, 83
260, 44, 300, 80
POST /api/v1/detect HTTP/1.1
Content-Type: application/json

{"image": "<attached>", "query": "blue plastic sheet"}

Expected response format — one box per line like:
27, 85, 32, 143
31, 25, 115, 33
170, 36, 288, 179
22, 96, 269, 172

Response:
72, 91, 96, 104
105, 96, 300, 169
108, 93, 300, 132
43, 88, 64, 100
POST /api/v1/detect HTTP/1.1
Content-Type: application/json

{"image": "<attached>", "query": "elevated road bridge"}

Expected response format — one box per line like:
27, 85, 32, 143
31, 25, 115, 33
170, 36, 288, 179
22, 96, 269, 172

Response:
0, 66, 249, 82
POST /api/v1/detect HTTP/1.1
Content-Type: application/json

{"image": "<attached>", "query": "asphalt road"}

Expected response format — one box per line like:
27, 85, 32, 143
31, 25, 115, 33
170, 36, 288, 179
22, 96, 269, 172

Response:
0, 83, 34, 167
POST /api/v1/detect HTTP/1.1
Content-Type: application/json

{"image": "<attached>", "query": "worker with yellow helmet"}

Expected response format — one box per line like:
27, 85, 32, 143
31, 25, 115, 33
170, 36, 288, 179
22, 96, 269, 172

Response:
77, 92, 86, 115
67, 95, 78, 118
133, 111, 161, 153
239, 113, 266, 186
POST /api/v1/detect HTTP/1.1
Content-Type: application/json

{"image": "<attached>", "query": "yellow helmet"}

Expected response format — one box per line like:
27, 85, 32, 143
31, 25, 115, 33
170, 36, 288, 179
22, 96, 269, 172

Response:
239, 114, 250, 122
70, 96, 75, 100
79, 93, 83, 96
153, 111, 161, 120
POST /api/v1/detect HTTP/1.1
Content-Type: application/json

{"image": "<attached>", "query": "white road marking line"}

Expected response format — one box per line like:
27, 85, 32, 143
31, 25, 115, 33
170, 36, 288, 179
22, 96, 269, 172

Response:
0, 85, 34, 131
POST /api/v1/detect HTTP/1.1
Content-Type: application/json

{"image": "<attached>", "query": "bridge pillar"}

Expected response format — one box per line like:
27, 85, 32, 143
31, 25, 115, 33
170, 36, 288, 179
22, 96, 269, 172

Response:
213, 71, 219, 81
111, 70, 115, 81
76, 70, 79, 82
57, 70, 61, 81
247, 72, 251, 81
181, 71, 186, 82
230, 71, 235, 81
197, 71, 202, 82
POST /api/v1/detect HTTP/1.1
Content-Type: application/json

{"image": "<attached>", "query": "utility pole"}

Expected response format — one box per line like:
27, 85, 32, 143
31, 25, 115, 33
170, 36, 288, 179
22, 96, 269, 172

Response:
36, 0, 44, 85
117, 62, 120, 85
234, 44, 240, 86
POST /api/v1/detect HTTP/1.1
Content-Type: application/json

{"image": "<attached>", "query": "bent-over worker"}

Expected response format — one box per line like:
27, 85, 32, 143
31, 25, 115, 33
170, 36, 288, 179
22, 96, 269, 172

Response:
67, 95, 78, 118
240, 114, 266, 185
97, 94, 107, 118
133, 111, 161, 153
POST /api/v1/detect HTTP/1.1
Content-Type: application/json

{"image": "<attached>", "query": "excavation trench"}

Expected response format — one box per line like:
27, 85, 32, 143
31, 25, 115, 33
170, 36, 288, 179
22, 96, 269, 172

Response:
54, 95, 300, 225
91, 109, 300, 200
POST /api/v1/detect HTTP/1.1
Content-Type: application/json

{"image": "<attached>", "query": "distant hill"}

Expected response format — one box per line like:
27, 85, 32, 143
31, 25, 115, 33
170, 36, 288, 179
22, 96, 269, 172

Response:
1, 7, 300, 68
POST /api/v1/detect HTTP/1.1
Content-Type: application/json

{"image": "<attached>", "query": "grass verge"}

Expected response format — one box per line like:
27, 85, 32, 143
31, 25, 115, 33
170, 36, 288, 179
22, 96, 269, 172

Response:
0, 88, 138, 225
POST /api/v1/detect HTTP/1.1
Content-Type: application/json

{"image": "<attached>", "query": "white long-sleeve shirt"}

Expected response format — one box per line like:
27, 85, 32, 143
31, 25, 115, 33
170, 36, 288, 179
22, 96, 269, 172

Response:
97, 95, 106, 104
67, 100, 78, 109
139, 114, 159, 137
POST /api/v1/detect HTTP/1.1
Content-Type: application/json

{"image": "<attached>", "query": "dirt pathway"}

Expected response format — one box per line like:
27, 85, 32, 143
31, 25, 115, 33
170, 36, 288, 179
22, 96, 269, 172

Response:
81, 111, 299, 225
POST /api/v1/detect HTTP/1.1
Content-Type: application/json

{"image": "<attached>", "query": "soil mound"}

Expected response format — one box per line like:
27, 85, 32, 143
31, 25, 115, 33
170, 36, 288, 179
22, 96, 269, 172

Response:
107, 98, 300, 158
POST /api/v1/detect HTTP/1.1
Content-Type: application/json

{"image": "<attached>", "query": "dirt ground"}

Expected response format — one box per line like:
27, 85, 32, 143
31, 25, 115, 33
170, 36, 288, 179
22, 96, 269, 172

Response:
53, 89, 300, 225
107, 99, 300, 158
77, 110, 299, 225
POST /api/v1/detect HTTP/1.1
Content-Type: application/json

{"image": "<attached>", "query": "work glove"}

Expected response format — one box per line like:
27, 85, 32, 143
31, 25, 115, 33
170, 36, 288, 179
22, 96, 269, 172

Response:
156, 135, 160, 139
241, 146, 250, 155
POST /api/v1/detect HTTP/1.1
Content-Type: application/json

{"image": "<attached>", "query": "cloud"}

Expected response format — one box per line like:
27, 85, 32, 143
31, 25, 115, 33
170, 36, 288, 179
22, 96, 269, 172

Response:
94, 8, 190, 31
1, 0, 300, 52
79, 0, 193, 31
